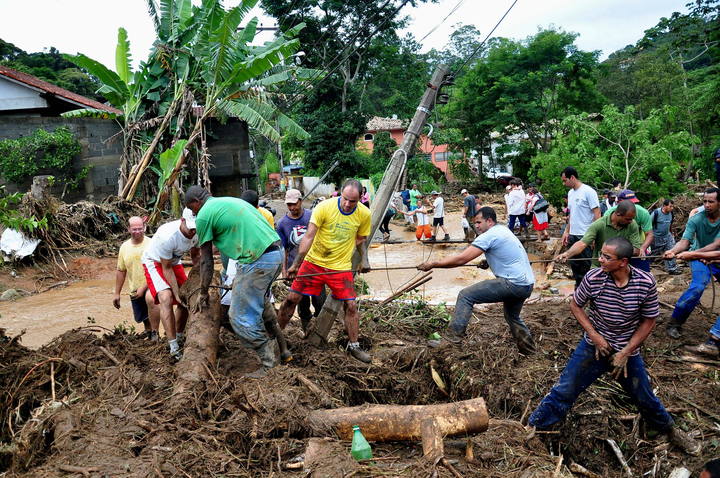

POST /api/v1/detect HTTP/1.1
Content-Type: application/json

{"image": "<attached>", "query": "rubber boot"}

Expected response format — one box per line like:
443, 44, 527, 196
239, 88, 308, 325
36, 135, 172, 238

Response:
263, 304, 293, 363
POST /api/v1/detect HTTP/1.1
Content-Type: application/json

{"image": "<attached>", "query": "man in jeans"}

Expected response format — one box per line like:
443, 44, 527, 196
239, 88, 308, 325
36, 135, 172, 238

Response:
461, 188, 477, 241
418, 206, 536, 354
561, 166, 601, 287
651, 199, 681, 275
528, 237, 700, 456
663, 187, 720, 339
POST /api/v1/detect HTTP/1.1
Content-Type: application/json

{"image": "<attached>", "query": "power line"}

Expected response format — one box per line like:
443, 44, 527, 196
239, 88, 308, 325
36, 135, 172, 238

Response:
417, 0, 467, 44
455, 0, 519, 75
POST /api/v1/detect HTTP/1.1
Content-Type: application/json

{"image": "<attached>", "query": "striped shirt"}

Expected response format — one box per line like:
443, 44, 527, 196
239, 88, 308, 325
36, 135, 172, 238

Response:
574, 266, 659, 356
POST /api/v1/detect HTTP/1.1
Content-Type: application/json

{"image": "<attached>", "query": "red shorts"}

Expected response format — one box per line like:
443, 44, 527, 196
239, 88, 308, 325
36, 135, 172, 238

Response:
290, 260, 356, 300
143, 262, 187, 305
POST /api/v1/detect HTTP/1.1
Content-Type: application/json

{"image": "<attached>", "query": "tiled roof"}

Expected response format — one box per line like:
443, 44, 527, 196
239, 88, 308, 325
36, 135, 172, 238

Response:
0, 65, 123, 115
366, 116, 408, 131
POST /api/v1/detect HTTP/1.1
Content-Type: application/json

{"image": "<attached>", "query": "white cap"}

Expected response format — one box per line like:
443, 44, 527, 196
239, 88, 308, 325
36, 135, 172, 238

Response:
182, 208, 197, 229
460, 189, 468, 194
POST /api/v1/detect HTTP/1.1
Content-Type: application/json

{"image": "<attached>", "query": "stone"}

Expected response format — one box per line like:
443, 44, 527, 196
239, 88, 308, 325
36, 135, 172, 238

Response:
0, 289, 21, 301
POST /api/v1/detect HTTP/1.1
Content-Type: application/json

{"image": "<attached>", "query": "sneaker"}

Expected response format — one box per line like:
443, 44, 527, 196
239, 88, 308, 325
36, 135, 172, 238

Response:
666, 325, 681, 339
348, 345, 372, 363
170, 349, 183, 362
685, 340, 720, 358
428, 332, 463, 348
443, 234, 450, 241
280, 350, 294, 363
176, 334, 186, 349
668, 269, 682, 275
668, 427, 701, 456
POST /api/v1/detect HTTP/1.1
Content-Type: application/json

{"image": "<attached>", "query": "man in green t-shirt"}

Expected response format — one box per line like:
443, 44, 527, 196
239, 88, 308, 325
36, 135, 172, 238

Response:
409, 183, 421, 210
604, 189, 653, 272
556, 200, 642, 265
185, 185, 287, 377
662, 187, 720, 340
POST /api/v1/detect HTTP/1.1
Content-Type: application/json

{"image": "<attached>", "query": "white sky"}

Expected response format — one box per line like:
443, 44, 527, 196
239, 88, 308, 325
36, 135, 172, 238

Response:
0, 0, 688, 70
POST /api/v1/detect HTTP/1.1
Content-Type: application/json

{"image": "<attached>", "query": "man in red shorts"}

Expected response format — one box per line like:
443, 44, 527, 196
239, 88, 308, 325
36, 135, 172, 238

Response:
277, 179, 372, 362
141, 208, 199, 360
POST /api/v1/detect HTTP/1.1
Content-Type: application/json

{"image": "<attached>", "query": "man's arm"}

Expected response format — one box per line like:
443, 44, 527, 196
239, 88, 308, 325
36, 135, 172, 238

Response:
417, 245, 484, 271
639, 230, 653, 257
611, 317, 656, 378
556, 238, 589, 262
113, 269, 127, 309
677, 249, 720, 262
356, 235, 370, 272
288, 223, 318, 278
695, 237, 720, 254
189, 246, 200, 266
570, 298, 612, 359
664, 238, 691, 259
161, 257, 183, 306
592, 207, 601, 221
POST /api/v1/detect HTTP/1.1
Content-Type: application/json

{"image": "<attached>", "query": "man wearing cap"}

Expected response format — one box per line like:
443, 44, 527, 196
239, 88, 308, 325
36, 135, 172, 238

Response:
556, 200, 643, 266
141, 209, 199, 360
461, 189, 477, 241
561, 167, 601, 287
185, 185, 285, 376
276, 189, 326, 332
276, 179, 373, 363
431, 191, 450, 241
604, 190, 653, 272
662, 187, 720, 339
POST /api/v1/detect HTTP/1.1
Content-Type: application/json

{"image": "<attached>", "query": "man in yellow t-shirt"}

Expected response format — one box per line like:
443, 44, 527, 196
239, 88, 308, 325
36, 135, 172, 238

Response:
277, 179, 372, 363
240, 189, 275, 228
113, 216, 157, 339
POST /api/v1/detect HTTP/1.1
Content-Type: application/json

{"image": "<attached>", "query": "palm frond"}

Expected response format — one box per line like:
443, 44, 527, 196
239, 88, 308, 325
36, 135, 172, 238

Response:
225, 39, 300, 88
63, 53, 129, 107
146, 0, 161, 34
209, 5, 245, 85
217, 99, 280, 142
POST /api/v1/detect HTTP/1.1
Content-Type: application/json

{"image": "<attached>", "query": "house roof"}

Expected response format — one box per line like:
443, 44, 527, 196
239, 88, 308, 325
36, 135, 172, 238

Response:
0, 65, 122, 115
366, 116, 408, 131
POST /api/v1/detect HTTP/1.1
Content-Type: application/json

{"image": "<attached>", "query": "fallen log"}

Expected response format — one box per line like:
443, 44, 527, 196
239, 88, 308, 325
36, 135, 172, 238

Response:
306, 397, 488, 459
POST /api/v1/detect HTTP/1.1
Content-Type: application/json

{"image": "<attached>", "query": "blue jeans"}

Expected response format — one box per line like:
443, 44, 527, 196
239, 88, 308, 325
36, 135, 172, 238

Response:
451, 278, 534, 352
670, 260, 720, 326
567, 234, 592, 287
652, 234, 678, 271
528, 339, 674, 431
508, 214, 526, 231
229, 248, 283, 367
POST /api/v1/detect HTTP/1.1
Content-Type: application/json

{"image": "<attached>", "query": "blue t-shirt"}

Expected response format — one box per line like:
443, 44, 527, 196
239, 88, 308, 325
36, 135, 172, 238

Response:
651, 209, 672, 237
275, 209, 312, 266
471, 224, 535, 286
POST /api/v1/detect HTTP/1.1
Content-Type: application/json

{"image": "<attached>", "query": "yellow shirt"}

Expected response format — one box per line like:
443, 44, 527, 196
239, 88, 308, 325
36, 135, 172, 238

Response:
306, 198, 371, 270
117, 237, 149, 296
258, 206, 275, 228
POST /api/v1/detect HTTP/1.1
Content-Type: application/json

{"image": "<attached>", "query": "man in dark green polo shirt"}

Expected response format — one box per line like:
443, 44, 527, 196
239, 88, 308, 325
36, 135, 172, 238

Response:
604, 189, 653, 271
184, 185, 285, 377
556, 200, 642, 265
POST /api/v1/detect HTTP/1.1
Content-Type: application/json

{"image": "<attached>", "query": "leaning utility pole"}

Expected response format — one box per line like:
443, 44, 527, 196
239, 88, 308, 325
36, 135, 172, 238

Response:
307, 64, 451, 346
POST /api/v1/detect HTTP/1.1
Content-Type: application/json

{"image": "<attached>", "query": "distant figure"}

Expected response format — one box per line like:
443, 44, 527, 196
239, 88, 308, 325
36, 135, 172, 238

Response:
409, 183, 421, 211
506, 179, 527, 234
430, 191, 449, 241
604, 189, 653, 272
403, 194, 432, 240
611, 179, 622, 192
400, 189, 412, 223
713, 148, 720, 187
527, 186, 550, 241
379, 193, 401, 241
361, 186, 370, 208
331, 186, 339, 198
600, 189, 616, 215
650, 199, 680, 275
461, 188, 477, 241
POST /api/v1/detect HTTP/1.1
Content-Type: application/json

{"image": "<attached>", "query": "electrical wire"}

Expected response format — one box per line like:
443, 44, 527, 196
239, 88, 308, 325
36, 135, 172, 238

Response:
417, 0, 467, 44
455, 0, 519, 75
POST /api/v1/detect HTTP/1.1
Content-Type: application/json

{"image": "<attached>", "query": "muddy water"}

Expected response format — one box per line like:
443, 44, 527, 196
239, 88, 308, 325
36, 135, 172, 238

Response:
0, 270, 126, 349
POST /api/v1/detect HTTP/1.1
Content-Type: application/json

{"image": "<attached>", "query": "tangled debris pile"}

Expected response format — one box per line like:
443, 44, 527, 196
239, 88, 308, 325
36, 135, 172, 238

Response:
1, 294, 717, 477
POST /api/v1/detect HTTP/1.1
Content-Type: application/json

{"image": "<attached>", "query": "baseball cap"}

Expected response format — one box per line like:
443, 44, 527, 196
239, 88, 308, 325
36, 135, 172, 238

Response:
617, 189, 639, 203
431, 190, 440, 195
182, 207, 197, 229
460, 188, 468, 194
285, 188, 302, 204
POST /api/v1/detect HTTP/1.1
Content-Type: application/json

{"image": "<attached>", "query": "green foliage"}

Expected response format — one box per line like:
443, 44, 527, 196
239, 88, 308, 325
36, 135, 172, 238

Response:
531, 105, 694, 206
407, 155, 443, 193
0, 127, 83, 186
150, 140, 188, 194
259, 151, 280, 184
0, 187, 47, 232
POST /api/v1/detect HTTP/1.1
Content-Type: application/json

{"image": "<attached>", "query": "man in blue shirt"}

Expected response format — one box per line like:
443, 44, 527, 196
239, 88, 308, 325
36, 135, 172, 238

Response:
417, 206, 536, 354
275, 189, 326, 333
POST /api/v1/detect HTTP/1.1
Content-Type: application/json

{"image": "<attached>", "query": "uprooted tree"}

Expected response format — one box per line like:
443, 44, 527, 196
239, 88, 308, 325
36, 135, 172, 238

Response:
64, 0, 313, 221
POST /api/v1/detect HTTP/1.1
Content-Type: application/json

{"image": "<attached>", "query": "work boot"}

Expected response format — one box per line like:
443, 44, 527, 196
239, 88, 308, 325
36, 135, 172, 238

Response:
383, 232, 390, 242
443, 234, 450, 241
666, 325, 682, 339
428, 331, 463, 348
170, 349, 183, 362
348, 344, 372, 363
149, 330, 159, 343
516, 335, 537, 356
668, 427, 701, 456
685, 338, 720, 358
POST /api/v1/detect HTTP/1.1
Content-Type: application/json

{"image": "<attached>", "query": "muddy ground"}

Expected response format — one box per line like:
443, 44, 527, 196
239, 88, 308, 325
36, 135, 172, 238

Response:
1, 192, 718, 477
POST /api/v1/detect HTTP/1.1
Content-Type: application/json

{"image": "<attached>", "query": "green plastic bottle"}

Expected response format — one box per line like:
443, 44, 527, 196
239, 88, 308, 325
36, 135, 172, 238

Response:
350, 425, 372, 461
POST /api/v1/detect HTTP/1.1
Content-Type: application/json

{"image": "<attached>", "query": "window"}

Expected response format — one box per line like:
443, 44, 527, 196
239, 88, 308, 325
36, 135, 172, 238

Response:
364, 133, 374, 141
434, 152, 448, 162
416, 153, 432, 162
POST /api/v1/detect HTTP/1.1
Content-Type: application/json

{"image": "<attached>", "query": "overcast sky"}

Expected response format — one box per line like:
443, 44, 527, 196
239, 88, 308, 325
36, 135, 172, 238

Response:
0, 0, 688, 70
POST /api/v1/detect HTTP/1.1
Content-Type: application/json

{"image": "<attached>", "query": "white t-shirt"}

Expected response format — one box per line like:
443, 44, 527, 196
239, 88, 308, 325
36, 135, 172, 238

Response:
416, 207, 430, 226
567, 183, 600, 236
142, 220, 198, 265
433, 197, 444, 218
507, 189, 526, 215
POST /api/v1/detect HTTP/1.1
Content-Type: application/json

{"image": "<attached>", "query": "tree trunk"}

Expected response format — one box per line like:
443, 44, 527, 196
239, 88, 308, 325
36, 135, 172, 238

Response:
306, 397, 488, 456
174, 268, 222, 398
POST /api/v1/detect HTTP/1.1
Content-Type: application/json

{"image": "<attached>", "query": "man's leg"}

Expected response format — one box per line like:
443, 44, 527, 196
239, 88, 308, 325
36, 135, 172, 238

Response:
668, 260, 713, 336
528, 340, 609, 429
508, 215, 517, 231
297, 295, 313, 332
343, 300, 371, 363
661, 235, 679, 272
567, 234, 592, 287
617, 354, 674, 432
229, 250, 283, 370
501, 281, 535, 354
278, 292, 303, 329
448, 279, 508, 338
145, 289, 160, 340
156, 289, 181, 358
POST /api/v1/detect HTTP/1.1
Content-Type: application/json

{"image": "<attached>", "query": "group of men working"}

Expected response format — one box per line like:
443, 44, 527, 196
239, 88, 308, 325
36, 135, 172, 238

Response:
113, 167, 717, 455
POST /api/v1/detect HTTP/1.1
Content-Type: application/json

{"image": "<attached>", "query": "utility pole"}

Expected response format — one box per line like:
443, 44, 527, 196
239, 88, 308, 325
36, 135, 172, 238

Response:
307, 64, 451, 346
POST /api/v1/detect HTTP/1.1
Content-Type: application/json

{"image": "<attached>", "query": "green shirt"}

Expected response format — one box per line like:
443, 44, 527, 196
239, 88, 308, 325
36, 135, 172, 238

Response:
604, 204, 652, 233
409, 189, 420, 207
196, 197, 280, 264
681, 210, 720, 251
581, 214, 642, 265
